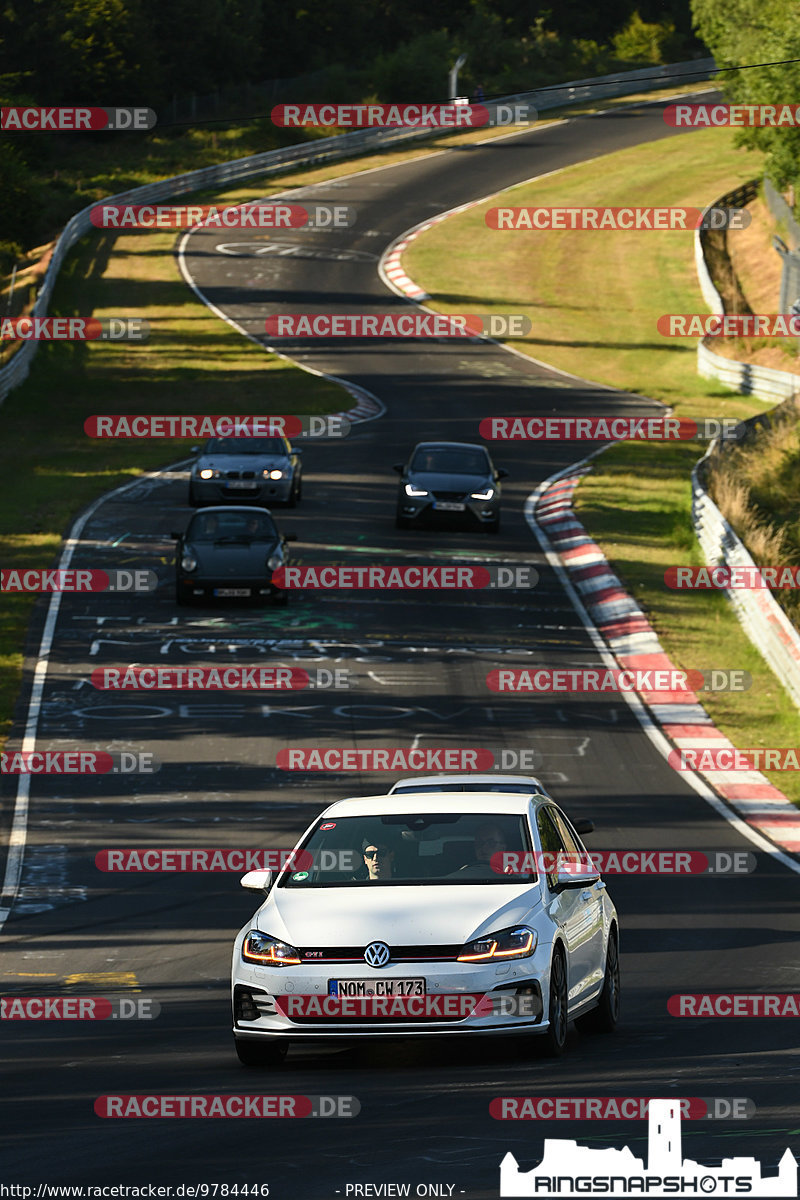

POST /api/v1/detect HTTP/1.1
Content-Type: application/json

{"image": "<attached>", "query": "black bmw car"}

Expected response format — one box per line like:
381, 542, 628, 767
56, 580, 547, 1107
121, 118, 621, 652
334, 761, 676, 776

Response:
393, 440, 507, 532
172, 506, 297, 605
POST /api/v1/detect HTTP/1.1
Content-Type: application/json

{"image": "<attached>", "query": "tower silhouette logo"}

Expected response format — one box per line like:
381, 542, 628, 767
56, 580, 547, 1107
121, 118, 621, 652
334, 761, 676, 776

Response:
500, 1099, 797, 1197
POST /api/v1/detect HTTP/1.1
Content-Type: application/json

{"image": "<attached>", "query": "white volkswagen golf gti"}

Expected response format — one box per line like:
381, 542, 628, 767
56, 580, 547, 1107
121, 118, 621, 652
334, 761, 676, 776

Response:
231, 791, 619, 1066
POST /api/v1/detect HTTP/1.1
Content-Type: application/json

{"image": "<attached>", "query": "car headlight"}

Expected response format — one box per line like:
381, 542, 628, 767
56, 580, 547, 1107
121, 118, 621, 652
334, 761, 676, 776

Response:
242, 931, 300, 966
405, 483, 429, 497
470, 487, 494, 500
198, 469, 216, 480
180, 554, 197, 572
457, 926, 536, 962
267, 553, 283, 571
264, 469, 284, 480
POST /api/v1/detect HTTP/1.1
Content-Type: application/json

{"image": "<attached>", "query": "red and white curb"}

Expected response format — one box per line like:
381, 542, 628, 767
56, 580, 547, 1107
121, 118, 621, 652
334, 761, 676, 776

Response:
533, 463, 800, 857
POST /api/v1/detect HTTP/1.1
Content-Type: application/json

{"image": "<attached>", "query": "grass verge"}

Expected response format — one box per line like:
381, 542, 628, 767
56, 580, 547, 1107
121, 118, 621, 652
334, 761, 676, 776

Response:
403, 125, 800, 803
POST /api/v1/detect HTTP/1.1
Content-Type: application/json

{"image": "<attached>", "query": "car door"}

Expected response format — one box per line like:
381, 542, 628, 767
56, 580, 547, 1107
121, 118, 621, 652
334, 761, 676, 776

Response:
536, 806, 604, 1006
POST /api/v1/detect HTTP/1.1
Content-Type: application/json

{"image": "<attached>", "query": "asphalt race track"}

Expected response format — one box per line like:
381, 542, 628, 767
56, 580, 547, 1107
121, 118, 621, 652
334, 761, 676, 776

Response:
1, 95, 798, 1197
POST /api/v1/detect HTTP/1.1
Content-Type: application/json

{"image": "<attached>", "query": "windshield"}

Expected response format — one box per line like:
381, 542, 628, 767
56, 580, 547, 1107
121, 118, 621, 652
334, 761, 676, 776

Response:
187, 510, 279, 542
205, 437, 287, 456
410, 447, 490, 475
279, 812, 535, 888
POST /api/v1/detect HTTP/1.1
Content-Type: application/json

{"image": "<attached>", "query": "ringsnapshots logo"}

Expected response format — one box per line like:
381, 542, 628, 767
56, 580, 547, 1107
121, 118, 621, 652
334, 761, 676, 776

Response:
1, 569, 157, 593
486, 668, 751, 694
1, 996, 159, 1020
264, 314, 530, 338
273, 565, 538, 590
1, 106, 156, 131
0, 318, 148, 341
491, 1097, 756, 1121
479, 416, 744, 442
665, 103, 800, 127
486, 207, 749, 231
498, 1098, 798, 1197
90, 666, 350, 691
89, 203, 357, 230
271, 102, 536, 128
83, 414, 349, 439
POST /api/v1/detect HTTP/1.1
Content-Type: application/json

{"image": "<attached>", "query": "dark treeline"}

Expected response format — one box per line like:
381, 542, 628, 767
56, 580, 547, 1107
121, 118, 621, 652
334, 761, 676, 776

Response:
0, 0, 704, 268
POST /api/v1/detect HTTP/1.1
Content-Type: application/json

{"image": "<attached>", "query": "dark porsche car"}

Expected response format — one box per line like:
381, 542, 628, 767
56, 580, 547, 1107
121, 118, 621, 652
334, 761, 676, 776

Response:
393, 441, 507, 533
172, 506, 297, 605
189, 436, 302, 508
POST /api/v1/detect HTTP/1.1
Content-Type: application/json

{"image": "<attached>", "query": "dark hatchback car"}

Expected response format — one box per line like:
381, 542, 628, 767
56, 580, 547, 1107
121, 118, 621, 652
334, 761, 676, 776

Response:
394, 441, 507, 533
188, 436, 302, 508
172, 506, 297, 605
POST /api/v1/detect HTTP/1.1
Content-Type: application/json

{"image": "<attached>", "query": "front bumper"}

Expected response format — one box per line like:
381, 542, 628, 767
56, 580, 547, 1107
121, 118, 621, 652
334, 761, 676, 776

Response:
190, 478, 292, 505
397, 495, 500, 526
177, 575, 279, 600
232, 960, 545, 1041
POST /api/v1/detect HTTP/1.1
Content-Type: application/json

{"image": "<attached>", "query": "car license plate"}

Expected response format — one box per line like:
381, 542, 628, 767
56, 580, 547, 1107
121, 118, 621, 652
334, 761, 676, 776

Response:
214, 587, 251, 597
328, 978, 425, 997
433, 501, 465, 512
225, 481, 257, 490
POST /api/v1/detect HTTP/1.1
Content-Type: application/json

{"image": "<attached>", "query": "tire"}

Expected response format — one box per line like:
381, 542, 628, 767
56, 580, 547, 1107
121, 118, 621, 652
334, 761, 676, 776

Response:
541, 948, 568, 1057
272, 588, 289, 606
286, 481, 298, 508
576, 929, 620, 1034
234, 1037, 287, 1068
176, 588, 193, 607
395, 511, 412, 529
486, 515, 500, 535
188, 489, 202, 508
296, 472, 302, 501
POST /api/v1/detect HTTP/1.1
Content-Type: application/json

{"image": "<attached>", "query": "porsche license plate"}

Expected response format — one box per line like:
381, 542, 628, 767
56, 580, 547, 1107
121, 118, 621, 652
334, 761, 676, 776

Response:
433, 501, 465, 512
328, 978, 425, 997
214, 587, 251, 597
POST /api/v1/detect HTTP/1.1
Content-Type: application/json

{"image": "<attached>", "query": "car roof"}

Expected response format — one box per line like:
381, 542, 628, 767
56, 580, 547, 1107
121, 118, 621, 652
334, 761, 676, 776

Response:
390, 773, 545, 789
322, 792, 538, 817
412, 441, 489, 452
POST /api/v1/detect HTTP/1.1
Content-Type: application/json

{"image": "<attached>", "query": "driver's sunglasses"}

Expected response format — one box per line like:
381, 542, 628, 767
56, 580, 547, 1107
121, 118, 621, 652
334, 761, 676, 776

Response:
364, 846, 390, 858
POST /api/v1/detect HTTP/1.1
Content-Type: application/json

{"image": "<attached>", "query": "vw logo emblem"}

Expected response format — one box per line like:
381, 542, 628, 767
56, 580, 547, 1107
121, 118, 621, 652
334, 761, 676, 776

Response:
364, 941, 391, 968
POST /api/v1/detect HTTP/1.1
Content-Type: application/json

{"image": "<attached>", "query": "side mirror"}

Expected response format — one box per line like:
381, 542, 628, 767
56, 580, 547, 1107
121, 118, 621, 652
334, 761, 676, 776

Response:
240, 869, 272, 892
189, 445, 200, 455
170, 531, 183, 540
572, 819, 594, 836
495, 468, 509, 480
283, 532, 299, 542
392, 463, 404, 473
555, 865, 600, 889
